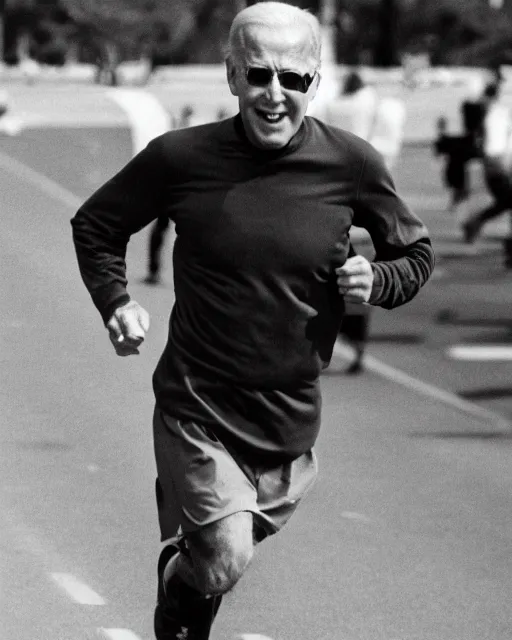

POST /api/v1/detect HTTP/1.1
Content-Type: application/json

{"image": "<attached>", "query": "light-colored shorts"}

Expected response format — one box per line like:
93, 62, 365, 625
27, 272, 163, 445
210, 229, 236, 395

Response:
153, 406, 318, 543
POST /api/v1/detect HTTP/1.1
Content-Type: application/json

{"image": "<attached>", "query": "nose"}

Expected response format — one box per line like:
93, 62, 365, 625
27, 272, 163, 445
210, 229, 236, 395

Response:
266, 73, 285, 102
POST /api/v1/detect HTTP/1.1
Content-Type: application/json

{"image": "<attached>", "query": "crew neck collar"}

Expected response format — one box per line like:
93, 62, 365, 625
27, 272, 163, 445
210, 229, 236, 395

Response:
233, 113, 307, 158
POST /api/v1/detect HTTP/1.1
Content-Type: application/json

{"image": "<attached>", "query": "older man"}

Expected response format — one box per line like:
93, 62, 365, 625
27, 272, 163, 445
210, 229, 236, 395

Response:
71, 2, 434, 639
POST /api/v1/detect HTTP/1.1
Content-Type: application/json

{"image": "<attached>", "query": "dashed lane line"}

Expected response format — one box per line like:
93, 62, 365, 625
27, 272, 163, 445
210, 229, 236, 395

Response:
4, 505, 147, 636
51, 572, 106, 605
340, 511, 373, 523
447, 345, 512, 361
99, 629, 144, 640
3, 503, 106, 606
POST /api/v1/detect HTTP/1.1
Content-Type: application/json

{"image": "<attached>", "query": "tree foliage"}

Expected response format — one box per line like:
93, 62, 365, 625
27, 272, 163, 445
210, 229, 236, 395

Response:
2, 0, 512, 69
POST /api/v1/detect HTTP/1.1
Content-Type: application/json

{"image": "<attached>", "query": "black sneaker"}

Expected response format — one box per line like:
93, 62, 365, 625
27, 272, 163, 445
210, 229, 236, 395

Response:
155, 545, 185, 639
154, 545, 222, 640
346, 359, 364, 375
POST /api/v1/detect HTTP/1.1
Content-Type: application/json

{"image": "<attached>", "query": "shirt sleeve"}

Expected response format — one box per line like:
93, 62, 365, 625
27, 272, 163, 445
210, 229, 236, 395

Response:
70, 136, 169, 324
353, 145, 435, 309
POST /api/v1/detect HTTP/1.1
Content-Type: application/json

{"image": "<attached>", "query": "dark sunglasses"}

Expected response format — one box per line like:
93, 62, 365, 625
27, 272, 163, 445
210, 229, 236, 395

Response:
245, 67, 316, 93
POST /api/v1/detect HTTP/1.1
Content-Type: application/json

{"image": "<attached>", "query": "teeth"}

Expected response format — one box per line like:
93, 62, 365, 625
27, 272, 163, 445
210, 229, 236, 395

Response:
261, 112, 284, 122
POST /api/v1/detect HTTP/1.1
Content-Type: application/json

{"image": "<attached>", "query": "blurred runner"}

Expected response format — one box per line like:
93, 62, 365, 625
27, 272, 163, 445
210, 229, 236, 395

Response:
462, 82, 512, 265
433, 75, 487, 211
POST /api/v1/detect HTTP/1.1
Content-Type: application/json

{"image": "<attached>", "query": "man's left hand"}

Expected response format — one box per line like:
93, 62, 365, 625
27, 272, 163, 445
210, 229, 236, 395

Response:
335, 255, 374, 304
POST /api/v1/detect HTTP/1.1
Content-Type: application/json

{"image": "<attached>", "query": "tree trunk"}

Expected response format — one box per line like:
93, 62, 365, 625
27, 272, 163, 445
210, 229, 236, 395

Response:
0, 0, 4, 62
374, 0, 400, 67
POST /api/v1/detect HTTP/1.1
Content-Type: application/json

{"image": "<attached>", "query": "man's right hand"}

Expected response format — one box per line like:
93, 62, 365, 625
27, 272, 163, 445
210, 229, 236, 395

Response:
106, 300, 150, 356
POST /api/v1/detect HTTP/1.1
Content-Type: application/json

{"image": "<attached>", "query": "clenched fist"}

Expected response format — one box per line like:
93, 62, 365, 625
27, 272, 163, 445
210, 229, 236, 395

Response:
335, 254, 374, 304
106, 300, 150, 356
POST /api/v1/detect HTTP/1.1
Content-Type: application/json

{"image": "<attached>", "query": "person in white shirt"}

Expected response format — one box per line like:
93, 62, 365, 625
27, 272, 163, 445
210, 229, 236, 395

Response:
324, 70, 378, 140
324, 70, 406, 171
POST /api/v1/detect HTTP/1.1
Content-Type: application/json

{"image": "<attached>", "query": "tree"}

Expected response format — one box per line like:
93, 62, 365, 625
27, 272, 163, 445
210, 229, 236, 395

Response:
373, 0, 400, 66
61, 0, 242, 66
0, 0, 4, 61
399, 0, 512, 66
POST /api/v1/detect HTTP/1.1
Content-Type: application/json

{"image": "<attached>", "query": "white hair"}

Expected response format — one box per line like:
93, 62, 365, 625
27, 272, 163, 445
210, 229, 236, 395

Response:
226, 1, 321, 68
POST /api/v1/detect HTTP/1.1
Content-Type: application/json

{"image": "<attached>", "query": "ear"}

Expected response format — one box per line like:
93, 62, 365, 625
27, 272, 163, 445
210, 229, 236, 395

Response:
226, 57, 239, 97
308, 71, 321, 102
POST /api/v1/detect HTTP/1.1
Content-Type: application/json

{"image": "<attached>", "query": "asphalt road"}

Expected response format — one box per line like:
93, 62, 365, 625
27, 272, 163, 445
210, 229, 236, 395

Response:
1, 108, 511, 640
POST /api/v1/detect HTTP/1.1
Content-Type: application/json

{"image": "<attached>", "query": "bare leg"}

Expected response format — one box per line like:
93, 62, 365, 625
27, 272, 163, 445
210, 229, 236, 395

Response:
463, 201, 509, 243
155, 512, 254, 639
172, 511, 254, 595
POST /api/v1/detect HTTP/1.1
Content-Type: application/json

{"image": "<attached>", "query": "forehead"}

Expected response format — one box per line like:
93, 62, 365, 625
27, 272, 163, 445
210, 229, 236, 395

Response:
235, 24, 315, 70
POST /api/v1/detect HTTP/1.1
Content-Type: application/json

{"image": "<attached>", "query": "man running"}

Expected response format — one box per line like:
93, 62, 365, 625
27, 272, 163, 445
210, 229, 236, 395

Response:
71, 3, 435, 639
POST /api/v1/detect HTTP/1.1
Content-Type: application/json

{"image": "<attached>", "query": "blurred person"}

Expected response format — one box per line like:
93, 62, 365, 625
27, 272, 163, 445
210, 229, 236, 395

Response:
462, 82, 512, 261
325, 70, 406, 171
0, 87, 22, 136
324, 71, 407, 372
368, 96, 406, 171
107, 89, 173, 287
144, 105, 216, 286
19, 58, 40, 85
324, 70, 377, 373
0, 87, 9, 118
71, 3, 435, 639
434, 116, 473, 210
487, 63, 504, 90
145, 214, 172, 285
434, 75, 488, 211
324, 69, 378, 140
461, 76, 488, 152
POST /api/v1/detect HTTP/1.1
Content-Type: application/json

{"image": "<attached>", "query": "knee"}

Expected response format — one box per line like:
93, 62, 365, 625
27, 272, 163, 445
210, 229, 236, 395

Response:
193, 542, 253, 596
187, 513, 254, 596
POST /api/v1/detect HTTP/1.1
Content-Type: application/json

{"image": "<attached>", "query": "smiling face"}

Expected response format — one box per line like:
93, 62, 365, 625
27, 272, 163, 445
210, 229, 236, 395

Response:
226, 24, 319, 150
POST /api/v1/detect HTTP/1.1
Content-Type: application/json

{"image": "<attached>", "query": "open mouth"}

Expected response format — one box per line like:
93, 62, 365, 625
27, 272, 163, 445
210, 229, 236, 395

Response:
256, 109, 286, 124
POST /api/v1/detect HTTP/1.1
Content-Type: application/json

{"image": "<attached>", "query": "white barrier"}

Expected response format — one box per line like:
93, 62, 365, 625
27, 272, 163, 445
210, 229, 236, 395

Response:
2, 62, 511, 89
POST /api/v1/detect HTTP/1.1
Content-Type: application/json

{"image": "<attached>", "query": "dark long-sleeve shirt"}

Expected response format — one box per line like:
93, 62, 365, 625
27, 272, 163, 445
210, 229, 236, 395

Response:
71, 114, 434, 464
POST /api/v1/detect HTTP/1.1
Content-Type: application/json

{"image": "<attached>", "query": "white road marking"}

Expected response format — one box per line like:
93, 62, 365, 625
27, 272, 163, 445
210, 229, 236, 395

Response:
0, 150, 81, 209
51, 572, 105, 605
448, 345, 512, 361
340, 511, 372, 523
3, 505, 107, 606
238, 635, 276, 640
99, 629, 144, 640
333, 341, 510, 429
